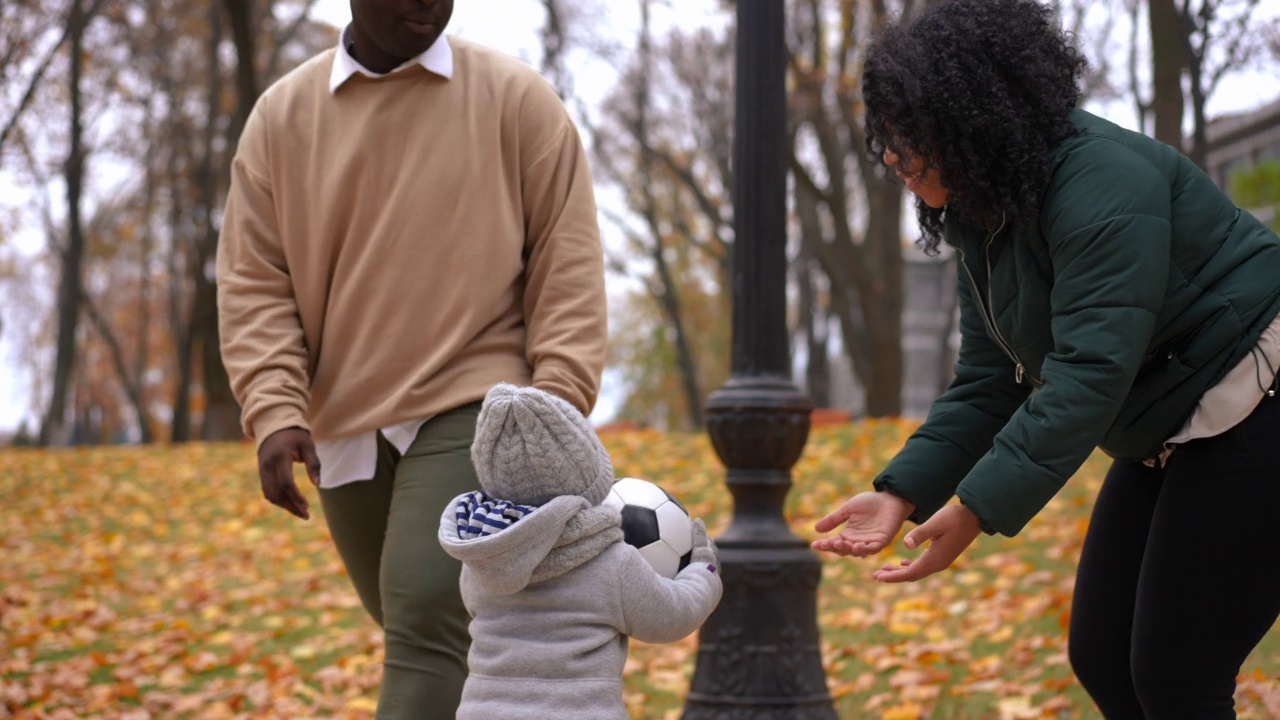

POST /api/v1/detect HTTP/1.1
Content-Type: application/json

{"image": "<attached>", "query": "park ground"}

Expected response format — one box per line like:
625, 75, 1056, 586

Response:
2, 421, 1279, 719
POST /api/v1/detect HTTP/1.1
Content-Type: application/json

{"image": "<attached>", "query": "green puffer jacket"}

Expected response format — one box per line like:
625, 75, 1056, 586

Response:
874, 109, 1280, 537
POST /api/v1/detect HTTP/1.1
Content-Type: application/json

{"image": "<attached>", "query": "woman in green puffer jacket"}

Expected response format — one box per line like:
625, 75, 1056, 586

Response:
811, 0, 1280, 717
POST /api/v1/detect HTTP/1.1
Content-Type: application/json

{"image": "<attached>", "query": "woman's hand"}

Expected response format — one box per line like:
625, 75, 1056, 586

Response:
873, 503, 982, 583
812, 491, 915, 557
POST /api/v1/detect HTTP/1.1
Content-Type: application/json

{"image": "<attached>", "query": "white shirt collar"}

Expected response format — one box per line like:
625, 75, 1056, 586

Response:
329, 26, 454, 94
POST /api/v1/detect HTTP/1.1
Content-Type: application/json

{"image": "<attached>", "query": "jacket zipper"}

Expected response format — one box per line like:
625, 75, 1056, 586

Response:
956, 215, 1042, 386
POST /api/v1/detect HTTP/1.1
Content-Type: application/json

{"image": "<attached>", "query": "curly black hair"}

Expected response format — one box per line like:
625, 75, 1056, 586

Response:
863, 0, 1088, 253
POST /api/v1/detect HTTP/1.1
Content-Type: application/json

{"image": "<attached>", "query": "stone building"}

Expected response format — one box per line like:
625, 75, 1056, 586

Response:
806, 250, 959, 420
805, 98, 1280, 420
1204, 97, 1280, 224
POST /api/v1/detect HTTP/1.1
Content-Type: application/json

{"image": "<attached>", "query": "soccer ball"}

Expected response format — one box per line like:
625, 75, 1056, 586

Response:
602, 477, 694, 579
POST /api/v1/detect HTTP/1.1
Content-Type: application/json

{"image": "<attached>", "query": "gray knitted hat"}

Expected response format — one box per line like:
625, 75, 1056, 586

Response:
471, 384, 615, 507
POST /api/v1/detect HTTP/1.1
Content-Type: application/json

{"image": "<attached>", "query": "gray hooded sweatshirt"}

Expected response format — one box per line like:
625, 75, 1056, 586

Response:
439, 383, 722, 719
438, 493, 722, 719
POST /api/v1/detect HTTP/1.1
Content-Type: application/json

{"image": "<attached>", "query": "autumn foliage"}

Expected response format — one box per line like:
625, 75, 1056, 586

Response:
3, 423, 1278, 718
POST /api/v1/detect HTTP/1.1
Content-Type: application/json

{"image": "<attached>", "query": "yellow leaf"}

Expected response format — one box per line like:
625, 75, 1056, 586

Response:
996, 696, 1040, 720
290, 645, 317, 660
880, 701, 925, 720
924, 626, 949, 643
888, 621, 921, 635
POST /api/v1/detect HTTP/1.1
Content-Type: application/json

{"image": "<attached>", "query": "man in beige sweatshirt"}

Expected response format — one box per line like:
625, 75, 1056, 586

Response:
215, 0, 606, 716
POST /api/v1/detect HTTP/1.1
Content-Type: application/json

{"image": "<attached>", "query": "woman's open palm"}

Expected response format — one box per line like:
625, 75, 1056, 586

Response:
811, 491, 914, 557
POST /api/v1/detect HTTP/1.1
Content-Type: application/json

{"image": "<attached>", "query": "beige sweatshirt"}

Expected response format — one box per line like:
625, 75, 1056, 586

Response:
216, 38, 606, 448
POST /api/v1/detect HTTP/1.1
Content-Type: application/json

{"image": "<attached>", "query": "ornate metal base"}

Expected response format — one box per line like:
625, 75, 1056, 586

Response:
682, 378, 837, 719
682, 546, 836, 719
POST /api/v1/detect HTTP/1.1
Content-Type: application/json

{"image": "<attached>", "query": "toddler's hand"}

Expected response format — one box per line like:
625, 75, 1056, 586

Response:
690, 518, 719, 567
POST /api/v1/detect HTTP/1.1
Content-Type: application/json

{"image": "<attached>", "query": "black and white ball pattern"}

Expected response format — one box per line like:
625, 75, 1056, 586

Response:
602, 477, 694, 579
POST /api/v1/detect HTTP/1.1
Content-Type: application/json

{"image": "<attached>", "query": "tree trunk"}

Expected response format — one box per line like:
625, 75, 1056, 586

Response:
1149, 0, 1186, 148
0, 0, 109, 158
224, 0, 259, 142
84, 297, 154, 443
633, 0, 703, 430
936, 255, 959, 397
538, 0, 572, 98
160, 48, 193, 442
135, 244, 154, 439
797, 254, 831, 408
1185, 26, 1210, 170
175, 0, 224, 442
1187, 81, 1209, 170
789, 1, 907, 420
194, 0, 262, 441
855, 180, 905, 417
652, 239, 706, 429
168, 138, 193, 442
133, 101, 158, 442
40, 0, 90, 447
1127, 0, 1151, 134
793, 160, 873, 411
196, 282, 242, 439
792, 181, 832, 408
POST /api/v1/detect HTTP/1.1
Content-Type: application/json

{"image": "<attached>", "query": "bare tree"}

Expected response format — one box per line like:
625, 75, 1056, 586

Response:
224, 0, 260, 141
263, 0, 324, 80
40, 0, 93, 446
0, 0, 111, 159
190, 0, 266, 441
133, 99, 159, 441
2, 0, 333, 444
1134, 0, 1268, 163
794, 245, 832, 408
538, 0, 573, 99
1180, 0, 1264, 168
1049, 0, 1122, 101
17, 129, 155, 443
589, 0, 724, 429
84, 289, 153, 443
788, 0, 912, 418
1148, 0, 1187, 147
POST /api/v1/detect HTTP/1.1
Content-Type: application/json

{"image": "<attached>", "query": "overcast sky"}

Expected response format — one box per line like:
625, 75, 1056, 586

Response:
2, 0, 1278, 432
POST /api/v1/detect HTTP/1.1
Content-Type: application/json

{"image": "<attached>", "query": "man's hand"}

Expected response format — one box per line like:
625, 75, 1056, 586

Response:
812, 491, 915, 557
873, 503, 982, 583
257, 427, 320, 520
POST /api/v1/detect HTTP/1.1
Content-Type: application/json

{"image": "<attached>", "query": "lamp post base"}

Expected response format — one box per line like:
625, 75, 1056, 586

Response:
682, 378, 837, 720
682, 545, 836, 720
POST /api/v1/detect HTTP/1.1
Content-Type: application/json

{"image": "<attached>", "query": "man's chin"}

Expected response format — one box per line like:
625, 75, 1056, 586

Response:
387, 32, 440, 60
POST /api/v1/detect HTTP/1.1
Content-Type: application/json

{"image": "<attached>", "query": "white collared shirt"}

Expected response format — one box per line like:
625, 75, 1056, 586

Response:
328, 25, 454, 94
315, 28, 455, 488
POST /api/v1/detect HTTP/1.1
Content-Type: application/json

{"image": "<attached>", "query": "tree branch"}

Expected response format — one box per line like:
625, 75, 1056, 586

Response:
641, 144, 728, 261
82, 293, 152, 442
265, 0, 322, 81
0, 0, 111, 158
1205, 0, 1262, 95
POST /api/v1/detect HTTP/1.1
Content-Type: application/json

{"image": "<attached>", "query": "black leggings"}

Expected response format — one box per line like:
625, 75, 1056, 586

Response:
1068, 391, 1280, 719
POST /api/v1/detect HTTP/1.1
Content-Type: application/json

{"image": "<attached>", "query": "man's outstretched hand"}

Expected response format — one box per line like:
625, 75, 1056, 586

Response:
257, 427, 321, 520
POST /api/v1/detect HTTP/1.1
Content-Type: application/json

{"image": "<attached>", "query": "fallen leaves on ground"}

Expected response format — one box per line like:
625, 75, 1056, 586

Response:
2, 422, 1278, 718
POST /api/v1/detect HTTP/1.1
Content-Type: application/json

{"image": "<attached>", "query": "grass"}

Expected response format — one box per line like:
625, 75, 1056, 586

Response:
2, 421, 1278, 718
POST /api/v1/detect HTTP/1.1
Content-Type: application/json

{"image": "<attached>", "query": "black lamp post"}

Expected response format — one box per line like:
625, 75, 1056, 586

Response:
682, 1, 838, 718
